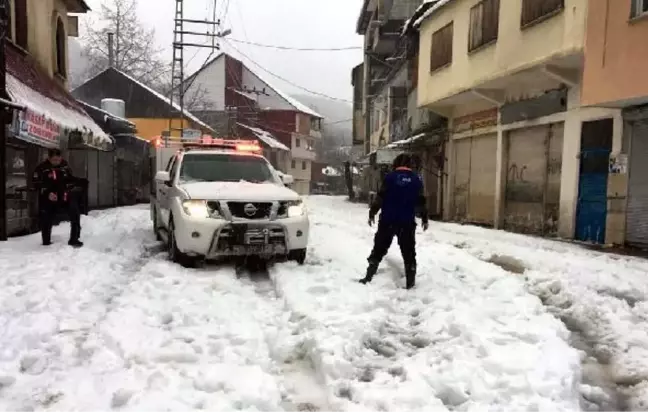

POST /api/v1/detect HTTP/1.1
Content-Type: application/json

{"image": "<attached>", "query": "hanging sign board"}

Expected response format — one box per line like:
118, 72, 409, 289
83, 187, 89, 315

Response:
12, 108, 62, 148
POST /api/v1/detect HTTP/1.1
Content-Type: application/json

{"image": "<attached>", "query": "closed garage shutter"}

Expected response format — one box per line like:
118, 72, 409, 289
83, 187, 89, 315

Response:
505, 123, 564, 235
468, 133, 497, 224
626, 120, 648, 246
451, 133, 497, 225
452, 138, 471, 221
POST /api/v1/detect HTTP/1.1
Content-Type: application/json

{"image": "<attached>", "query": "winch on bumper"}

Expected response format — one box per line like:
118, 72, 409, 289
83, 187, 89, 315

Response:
210, 224, 287, 257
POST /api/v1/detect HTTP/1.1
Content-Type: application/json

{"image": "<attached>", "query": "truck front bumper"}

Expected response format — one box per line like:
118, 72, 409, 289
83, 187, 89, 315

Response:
174, 214, 309, 259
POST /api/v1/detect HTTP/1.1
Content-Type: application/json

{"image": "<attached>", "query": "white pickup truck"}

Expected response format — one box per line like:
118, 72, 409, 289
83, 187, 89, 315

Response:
150, 138, 309, 267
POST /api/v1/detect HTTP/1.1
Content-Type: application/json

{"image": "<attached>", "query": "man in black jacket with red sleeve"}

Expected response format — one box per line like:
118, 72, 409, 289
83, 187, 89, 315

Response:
32, 149, 83, 247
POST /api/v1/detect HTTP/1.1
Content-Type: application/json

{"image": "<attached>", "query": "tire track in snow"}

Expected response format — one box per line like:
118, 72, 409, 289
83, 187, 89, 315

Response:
483, 255, 630, 411
236, 261, 331, 412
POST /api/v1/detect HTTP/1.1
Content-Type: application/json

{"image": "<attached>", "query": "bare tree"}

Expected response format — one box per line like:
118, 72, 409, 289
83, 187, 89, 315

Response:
80, 0, 169, 90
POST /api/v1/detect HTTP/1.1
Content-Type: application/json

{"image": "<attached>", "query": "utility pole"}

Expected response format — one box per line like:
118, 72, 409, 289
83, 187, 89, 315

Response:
168, 0, 231, 147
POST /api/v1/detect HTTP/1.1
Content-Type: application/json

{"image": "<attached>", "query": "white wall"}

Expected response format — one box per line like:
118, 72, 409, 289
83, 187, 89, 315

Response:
184, 57, 226, 111
241, 66, 295, 111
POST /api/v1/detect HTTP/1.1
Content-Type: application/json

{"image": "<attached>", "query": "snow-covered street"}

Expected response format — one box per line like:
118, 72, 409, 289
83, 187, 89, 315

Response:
1, 196, 647, 411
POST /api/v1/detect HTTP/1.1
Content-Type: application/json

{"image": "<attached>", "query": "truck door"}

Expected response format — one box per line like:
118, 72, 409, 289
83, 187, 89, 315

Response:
158, 155, 177, 227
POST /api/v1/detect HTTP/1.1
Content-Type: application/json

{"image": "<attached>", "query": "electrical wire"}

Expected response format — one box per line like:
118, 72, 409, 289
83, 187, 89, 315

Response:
226, 38, 362, 51
222, 38, 353, 103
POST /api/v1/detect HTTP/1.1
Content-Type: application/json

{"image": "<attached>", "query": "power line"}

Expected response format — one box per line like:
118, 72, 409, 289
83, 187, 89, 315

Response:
222, 39, 352, 103
227, 38, 362, 51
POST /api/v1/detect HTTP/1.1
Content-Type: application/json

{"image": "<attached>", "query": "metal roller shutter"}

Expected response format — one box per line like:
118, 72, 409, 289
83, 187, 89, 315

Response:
468, 133, 497, 224
626, 120, 648, 246
504, 123, 563, 235
452, 138, 471, 221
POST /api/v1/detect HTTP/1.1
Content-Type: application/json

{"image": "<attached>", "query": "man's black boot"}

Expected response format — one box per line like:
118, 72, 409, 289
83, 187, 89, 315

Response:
359, 263, 378, 284
405, 264, 416, 289
68, 239, 84, 248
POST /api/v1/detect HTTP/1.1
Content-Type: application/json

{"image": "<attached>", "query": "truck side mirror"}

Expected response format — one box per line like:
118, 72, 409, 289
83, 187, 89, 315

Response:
281, 174, 294, 186
155, 171, 171, 186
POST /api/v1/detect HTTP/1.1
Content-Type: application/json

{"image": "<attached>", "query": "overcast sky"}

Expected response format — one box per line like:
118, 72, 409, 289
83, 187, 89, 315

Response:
80, 0, 364, 102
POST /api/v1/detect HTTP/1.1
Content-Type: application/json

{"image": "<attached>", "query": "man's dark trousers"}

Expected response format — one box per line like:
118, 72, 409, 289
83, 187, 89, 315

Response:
39, 200, 81, 245
366, 220, 417, 285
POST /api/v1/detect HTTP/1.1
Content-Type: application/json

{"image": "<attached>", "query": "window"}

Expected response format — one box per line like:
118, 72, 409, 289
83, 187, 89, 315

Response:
169, 157, 179, 180
521, 0, 563, 28
310, 117, 321, 131
631, 0, 648, 18
179, 153, 279, 184
302, 161, 307, 170
295, 138, 300, 148
430, 22, 453, 72
469, 0, 500, 52
55, 17, 66, 77
14, 0, 27, 49
291, 160, 296, 169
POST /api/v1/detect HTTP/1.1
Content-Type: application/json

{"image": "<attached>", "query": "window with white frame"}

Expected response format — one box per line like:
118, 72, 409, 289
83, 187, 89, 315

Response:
631, 0, 648, 18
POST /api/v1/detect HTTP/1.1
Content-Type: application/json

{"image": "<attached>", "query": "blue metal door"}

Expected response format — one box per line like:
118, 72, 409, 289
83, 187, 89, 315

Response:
575, 119, 613, 244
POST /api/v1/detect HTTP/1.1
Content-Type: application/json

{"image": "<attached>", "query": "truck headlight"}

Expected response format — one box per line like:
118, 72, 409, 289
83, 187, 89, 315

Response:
182, 200, 210, 218
287, 200, 305, 217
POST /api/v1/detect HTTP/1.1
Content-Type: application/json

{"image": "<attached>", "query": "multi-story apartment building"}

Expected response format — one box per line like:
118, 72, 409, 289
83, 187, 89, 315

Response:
2, 0, 111, 237
180, 53, 323, 195
414, 0, 628, 245
580, 0, 648, 247
353, 0, 447, 214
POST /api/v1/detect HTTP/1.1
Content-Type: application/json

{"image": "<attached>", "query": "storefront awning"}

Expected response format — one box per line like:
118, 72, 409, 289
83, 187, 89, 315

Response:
4, 43, 113, 151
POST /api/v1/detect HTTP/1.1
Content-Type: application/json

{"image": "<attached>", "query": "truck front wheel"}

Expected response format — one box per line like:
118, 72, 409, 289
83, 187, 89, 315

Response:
288, 249, 307, 265
168, 218, 198, 268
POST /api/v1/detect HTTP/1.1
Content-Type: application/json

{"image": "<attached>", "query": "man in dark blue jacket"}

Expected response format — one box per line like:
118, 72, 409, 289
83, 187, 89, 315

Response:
360, 153, 428, 289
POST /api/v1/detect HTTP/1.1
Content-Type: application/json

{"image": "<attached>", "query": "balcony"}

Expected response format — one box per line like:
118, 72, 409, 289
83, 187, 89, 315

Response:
291, 133, 317, 161
371, 20, 404, 55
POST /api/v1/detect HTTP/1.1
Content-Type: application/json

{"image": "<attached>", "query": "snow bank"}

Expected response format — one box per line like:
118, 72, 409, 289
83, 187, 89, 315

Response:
270, 196, 582, 411
427, 222, 648, 409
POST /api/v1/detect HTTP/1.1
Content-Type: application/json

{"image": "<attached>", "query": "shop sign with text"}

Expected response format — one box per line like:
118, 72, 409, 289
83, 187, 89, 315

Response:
12, 108, 62, 147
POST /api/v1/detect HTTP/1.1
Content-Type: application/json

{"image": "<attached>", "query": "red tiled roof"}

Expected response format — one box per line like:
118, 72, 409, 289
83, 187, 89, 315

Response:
4, 41, 85, 115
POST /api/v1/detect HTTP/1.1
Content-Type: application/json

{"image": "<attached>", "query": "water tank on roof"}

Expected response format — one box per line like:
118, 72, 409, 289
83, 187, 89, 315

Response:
101, 98, 126, 119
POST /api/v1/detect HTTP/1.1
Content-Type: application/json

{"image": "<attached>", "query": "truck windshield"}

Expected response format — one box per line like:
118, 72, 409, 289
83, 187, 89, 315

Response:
179, 153, 280, 184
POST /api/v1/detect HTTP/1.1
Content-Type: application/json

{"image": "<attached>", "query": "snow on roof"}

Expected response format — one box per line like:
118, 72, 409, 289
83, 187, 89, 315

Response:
243, 64, 324, 119
412, 0, 455, 30
83, 68, 214, 133
402, 0, 441, 34
183, 52, 323, 118
236, 122, 290, 151
384, 132, 426, 149
7, 74, 112, 147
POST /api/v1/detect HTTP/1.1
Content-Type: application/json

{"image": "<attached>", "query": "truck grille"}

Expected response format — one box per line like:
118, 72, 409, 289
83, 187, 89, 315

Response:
227, 202, 272, 219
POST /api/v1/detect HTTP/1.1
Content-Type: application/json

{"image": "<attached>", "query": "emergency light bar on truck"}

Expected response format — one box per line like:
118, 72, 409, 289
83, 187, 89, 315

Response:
150, 135, 262, 154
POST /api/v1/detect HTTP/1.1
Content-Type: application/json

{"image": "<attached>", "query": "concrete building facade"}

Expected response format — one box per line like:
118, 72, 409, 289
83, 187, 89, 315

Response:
580, 0, 648, 247
416, 0, 624, 243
